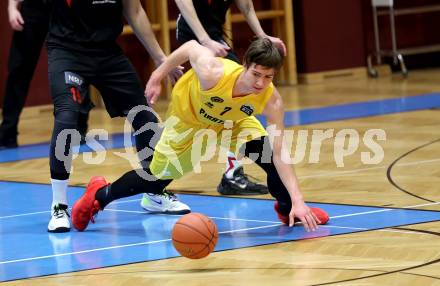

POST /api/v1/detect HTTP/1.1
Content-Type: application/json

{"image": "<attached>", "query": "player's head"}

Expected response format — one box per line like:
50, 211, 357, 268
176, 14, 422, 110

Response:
243, 38, 284, 71
242, 38, 283, 94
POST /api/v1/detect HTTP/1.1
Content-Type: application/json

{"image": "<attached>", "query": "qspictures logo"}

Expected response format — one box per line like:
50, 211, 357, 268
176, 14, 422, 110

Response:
54, 105, 387, 180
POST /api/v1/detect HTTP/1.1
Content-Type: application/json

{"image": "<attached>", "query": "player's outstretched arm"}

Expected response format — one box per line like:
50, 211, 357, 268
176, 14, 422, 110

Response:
234, 0, 286, 55
145, 40, 223, 104
262, 88, 319, 231
122, 0, 183, 84
175, 0, 230, 57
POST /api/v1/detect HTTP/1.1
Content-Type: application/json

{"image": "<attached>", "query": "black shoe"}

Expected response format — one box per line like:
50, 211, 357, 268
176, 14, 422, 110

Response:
217, 166, 268, 195
0, 131, 18, 149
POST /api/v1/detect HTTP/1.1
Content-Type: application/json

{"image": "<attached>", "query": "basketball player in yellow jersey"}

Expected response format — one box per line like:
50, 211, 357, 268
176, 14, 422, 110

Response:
72, 38, 323, 232
148, 56, 274, 179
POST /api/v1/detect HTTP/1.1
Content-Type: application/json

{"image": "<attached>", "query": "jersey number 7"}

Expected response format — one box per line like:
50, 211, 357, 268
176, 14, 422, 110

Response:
220, 107, 232, 116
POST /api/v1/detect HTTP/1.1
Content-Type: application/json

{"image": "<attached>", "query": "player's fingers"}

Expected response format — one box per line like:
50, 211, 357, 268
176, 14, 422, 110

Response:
144, 85, 155, 104
279, 41, 287, 56
300, 217, 310, 232
220, 43, 230, 50
215, 48, 228, 57
289, 213, 295, 227
306, 214, 318, 231
176, 68, 184, 76
148, 92, 159, 105
171, 72, 180, 85
10, 19, 21, 31
17, 13, 24, 25
169, 76, 176, 86
15, 23, 23, 31
311, 210, 321, 224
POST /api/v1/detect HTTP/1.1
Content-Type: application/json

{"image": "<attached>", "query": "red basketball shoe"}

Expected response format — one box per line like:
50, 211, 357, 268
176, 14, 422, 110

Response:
274, 201, 329, 225
72, 176, 108, 231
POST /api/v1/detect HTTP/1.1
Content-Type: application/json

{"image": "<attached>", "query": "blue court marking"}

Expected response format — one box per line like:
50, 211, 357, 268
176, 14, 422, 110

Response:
0, 181, 439, 282
1, 93, 440, 164
0, 133, 132, 163
256, 92, 440, 126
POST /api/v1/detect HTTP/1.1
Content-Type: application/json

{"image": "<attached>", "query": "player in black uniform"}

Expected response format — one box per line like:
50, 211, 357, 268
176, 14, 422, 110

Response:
171, 0, 286, 196
1, 0, 89, 149
46, 0, 187, 233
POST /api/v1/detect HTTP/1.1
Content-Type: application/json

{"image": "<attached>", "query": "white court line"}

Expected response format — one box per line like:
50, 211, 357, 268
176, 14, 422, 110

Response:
298, 157, 440, 179
105, 208, 282, 224
0, 238, 171, 265
2, 200, 439, 221
1, 157, 439, 219
0, 220, 430, 265
0, 210, 51, 219
107, 200, 440, 224
2, 202, 438, 265
330, 201, 440, 220
0, 223, 281, 265
0, 201, 139, 219
323, 225, 424, 235
0, 199, 148, 219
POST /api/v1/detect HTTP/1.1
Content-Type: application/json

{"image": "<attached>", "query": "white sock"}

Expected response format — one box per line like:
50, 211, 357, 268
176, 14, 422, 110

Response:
224, 151, 242, 179
51, 179, 69, 208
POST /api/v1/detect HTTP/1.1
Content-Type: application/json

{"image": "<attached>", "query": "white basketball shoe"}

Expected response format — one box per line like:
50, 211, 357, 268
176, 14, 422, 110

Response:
48, 203, 71, 233
141, 191, 190, 214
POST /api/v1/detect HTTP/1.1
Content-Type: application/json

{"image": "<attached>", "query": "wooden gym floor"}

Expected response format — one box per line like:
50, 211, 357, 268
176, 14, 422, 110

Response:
1, 69, 440, 286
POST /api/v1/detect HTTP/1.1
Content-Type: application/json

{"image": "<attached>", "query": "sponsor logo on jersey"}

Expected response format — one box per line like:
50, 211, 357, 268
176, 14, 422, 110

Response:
204, 102, 214, 108
210, 96, 224, 103
240, 104, 254, 116
64, 72, 84, 87
92, 0, 116, 4
200, 108, 224, 124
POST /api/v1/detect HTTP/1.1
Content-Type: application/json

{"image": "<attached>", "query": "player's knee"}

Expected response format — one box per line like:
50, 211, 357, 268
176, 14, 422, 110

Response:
131, 109, 158, 130
54, 110, 79, 126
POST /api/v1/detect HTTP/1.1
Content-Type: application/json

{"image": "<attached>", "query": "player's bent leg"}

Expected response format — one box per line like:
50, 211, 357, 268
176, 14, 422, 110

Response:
48, 110, 81, 232
136, 166, 190, 214
218, 127, 268, 196
239, 137, 329, 225
217, 163, 268, 195
72, 170, 188, 231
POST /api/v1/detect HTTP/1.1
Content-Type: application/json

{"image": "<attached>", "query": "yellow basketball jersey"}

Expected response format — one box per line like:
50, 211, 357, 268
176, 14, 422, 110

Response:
168, 58, 274, 126
151, 58, 274, 179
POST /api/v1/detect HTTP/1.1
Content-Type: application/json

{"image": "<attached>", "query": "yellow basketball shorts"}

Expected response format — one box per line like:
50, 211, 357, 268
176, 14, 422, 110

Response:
150, 116, 267, 180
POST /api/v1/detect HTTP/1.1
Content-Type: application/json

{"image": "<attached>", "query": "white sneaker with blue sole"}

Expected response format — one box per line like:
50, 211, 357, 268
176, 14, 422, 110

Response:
141, 191, 191, 214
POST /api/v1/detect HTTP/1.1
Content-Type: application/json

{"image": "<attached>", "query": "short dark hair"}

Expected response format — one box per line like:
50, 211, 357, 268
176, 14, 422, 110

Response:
243, 38, 283, 70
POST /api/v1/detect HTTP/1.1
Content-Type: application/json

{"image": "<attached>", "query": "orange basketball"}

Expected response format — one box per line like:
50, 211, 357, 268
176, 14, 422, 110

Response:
172, 213, 218, 259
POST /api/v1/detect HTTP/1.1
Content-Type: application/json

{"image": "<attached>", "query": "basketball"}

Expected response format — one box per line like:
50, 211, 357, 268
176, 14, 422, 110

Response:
172, 213, 218, 259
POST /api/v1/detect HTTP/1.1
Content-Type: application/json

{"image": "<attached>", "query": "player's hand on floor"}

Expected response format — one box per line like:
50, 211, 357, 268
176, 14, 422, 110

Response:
290, 201, 319, 231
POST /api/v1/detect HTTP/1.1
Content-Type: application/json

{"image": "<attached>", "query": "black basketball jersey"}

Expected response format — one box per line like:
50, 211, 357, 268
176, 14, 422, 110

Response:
47, 0, 123, 52
177, 0, 234, 42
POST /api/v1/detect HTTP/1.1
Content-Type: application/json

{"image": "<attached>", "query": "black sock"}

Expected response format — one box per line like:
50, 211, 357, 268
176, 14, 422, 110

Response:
50, 111, 80, 180
95, 169, 172, 209
239, 137, 292, 213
